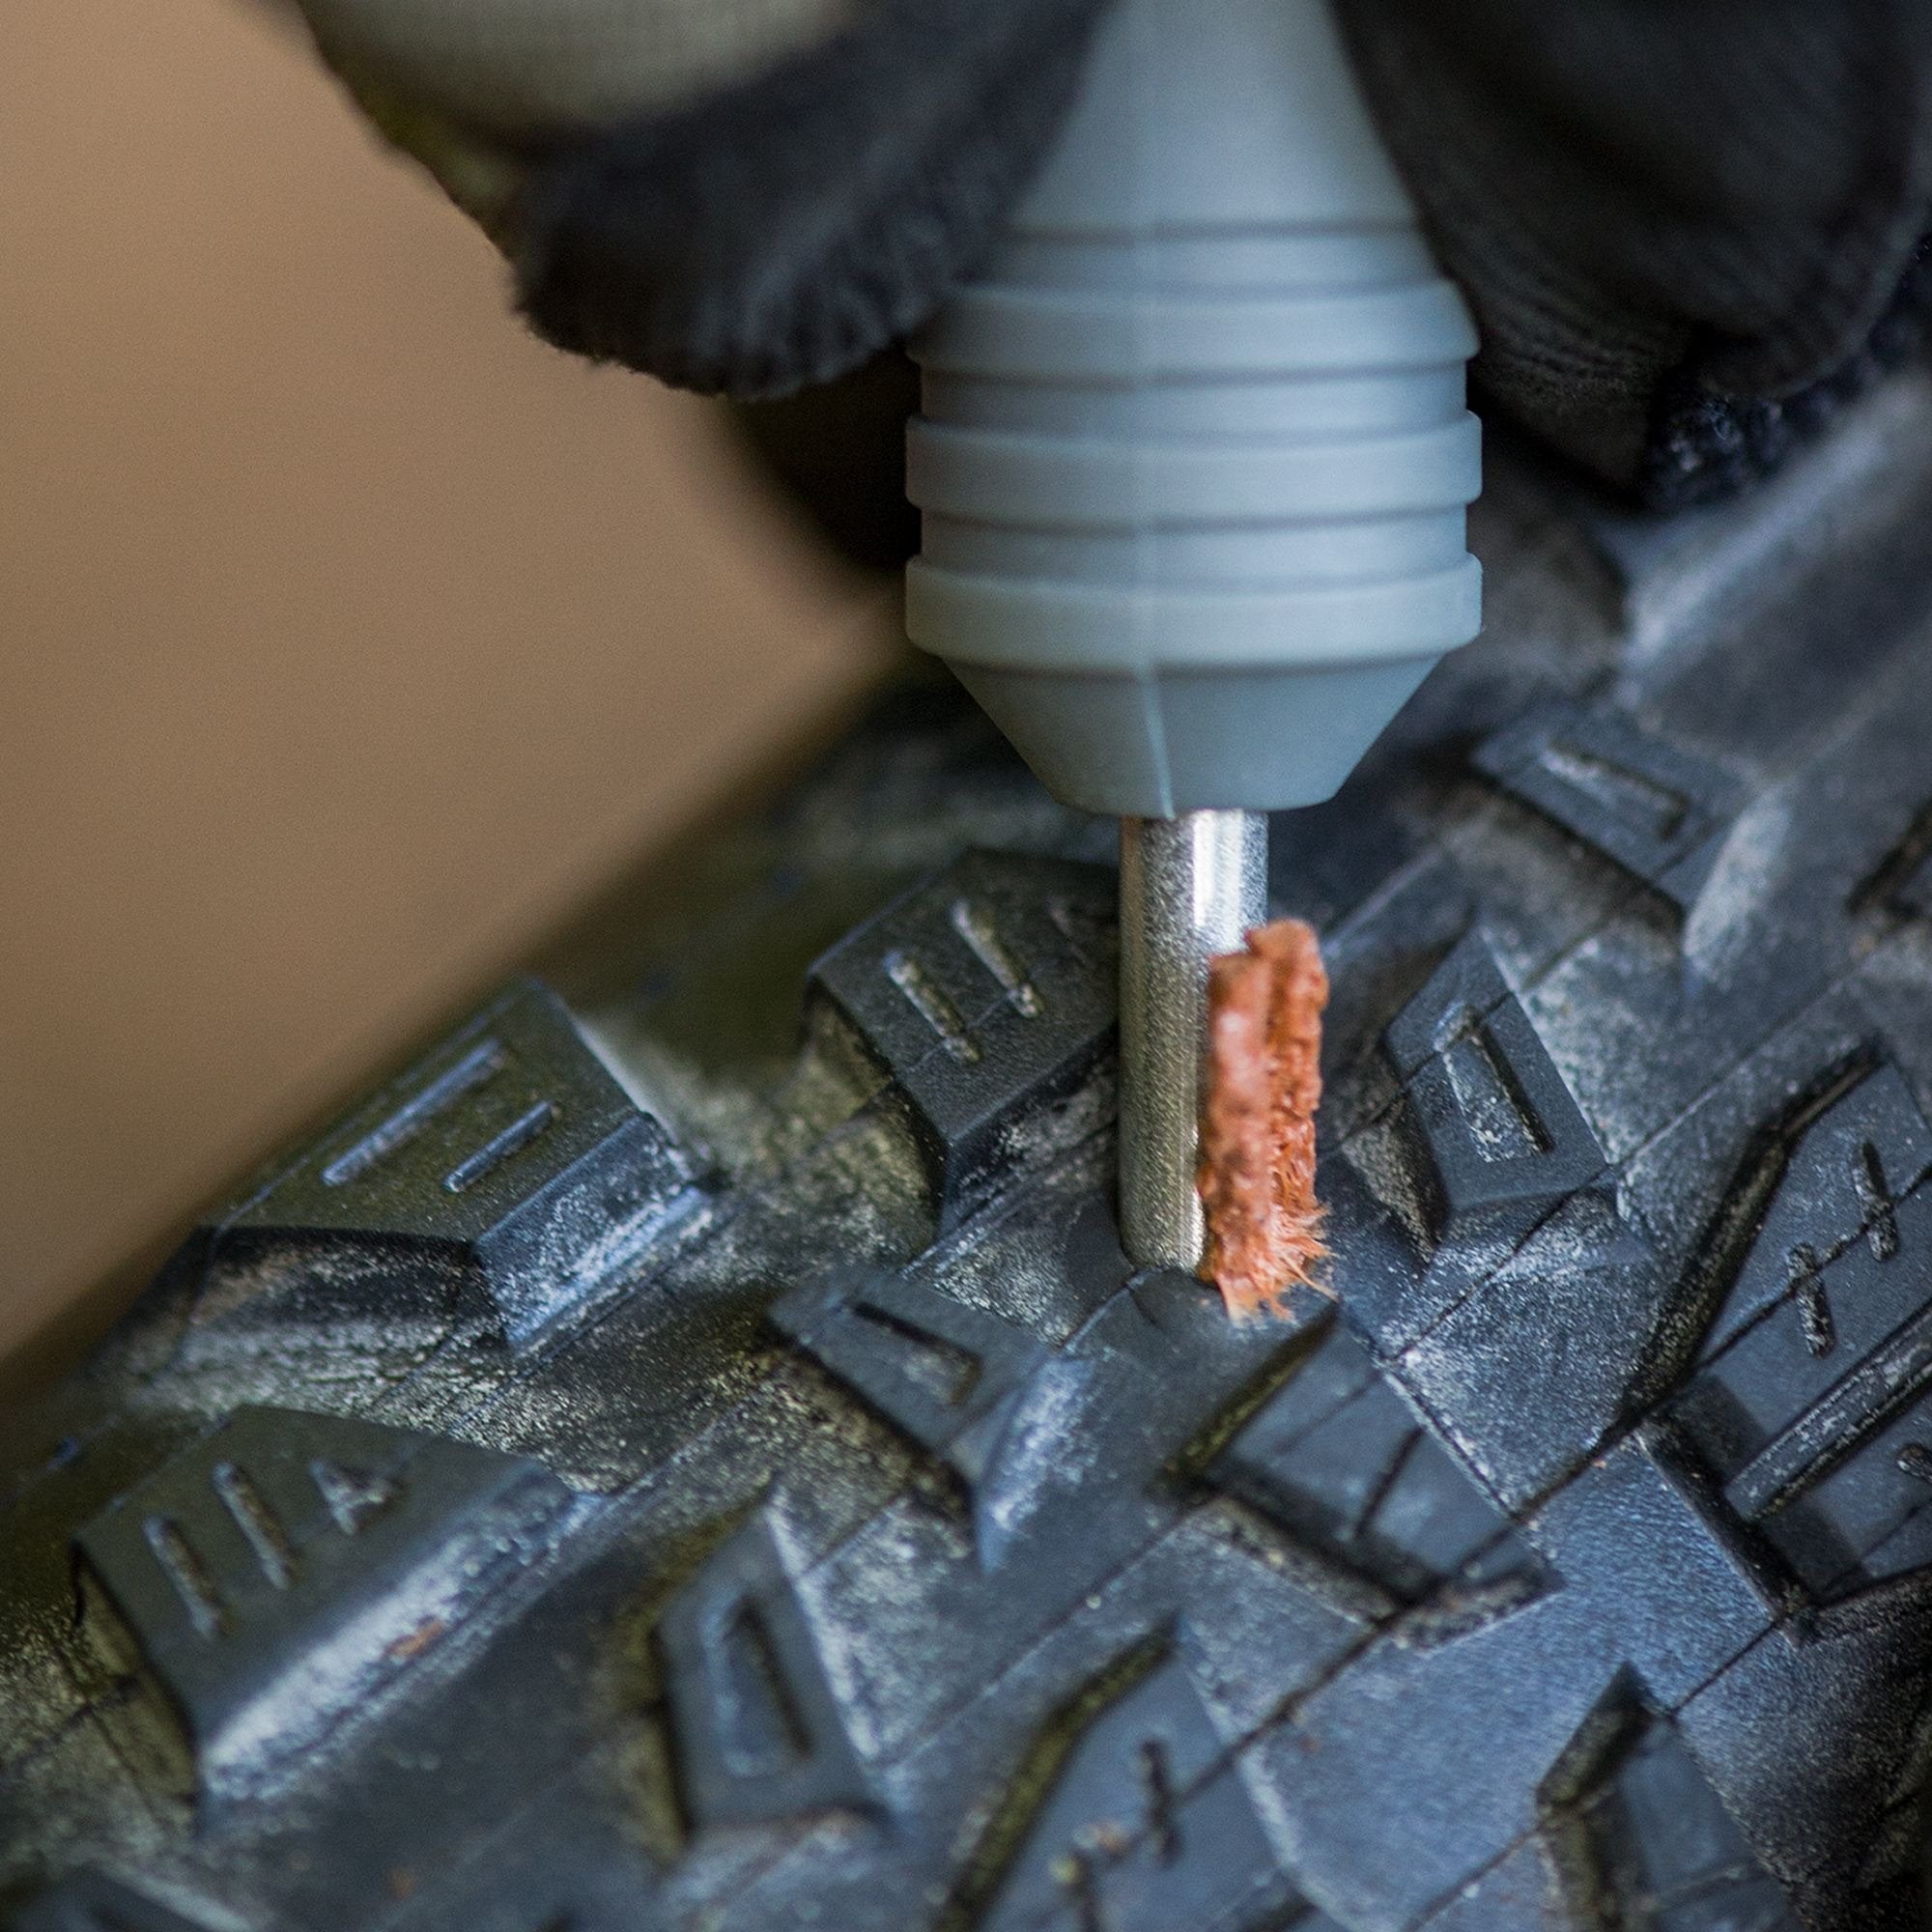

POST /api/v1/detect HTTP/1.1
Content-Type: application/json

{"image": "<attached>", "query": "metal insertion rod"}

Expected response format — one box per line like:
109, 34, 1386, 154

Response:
1119, 810, 1269, 1271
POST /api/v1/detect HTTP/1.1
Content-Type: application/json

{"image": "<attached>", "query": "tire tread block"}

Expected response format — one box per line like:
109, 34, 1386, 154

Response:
205, 980, 696, 1344
1544, 1696, 1802, 1932
1693, 1062, 1932, 1370
1398, 1194, 1669, 1512
71, 1406, 571, 1796
1667, 1063, 1932, 1602
965, 1648, 1303, 1932
1677, 1606, 1932, 1907
1384, 932, 1606, 1235
1338, 928, 1610, 1352
1475, 703, 1743, 917
771, 1266, 1051, 1566
1210, 1322, 1541, 1606
659, 1511, 874, 1832
782, 1264, 1323, 1772
806, 851, 1116, 1233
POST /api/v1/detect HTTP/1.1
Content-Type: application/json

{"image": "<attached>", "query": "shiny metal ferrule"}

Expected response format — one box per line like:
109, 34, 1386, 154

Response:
1118, 809, 1269, 1272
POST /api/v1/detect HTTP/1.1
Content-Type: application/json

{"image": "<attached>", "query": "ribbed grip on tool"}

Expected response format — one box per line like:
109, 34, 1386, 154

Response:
905, 0, 1481, 817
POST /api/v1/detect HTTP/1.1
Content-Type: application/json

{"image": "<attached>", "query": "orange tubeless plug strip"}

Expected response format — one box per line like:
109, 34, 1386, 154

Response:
1198, 919, 1330, 1321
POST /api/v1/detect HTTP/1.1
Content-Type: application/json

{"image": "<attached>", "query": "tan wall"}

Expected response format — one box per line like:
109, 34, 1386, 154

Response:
0, 0, 883, 1389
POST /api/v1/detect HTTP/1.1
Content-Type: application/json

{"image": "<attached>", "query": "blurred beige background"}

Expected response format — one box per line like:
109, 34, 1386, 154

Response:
0, 0, 885, 1390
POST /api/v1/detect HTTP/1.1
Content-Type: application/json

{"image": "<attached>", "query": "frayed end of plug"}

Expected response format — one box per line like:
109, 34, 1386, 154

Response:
1199, 919, 1329, 1323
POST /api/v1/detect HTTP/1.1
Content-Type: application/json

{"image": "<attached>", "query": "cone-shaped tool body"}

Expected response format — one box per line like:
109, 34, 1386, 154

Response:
905, 0, 1481, 816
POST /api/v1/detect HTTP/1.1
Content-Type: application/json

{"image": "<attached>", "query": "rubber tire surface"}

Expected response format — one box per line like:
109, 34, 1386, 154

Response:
9, 397, 1932, 1929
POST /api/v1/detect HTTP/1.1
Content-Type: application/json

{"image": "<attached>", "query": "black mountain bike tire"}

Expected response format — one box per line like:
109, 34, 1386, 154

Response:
9, 388, 1932, 1931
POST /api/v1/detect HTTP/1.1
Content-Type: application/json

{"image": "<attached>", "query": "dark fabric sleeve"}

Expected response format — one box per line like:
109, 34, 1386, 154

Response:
509, 0, 1107, 399
1334, 0, 1932, 503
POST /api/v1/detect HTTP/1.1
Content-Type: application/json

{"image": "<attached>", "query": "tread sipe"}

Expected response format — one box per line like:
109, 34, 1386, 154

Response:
13, 382, 1932, 1928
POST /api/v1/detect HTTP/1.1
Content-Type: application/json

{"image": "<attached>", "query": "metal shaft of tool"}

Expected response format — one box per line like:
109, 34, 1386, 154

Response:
1119, 809, 1269, 1272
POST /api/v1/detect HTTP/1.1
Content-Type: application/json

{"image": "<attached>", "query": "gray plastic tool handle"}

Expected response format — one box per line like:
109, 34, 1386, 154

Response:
905, 0, 1481, 817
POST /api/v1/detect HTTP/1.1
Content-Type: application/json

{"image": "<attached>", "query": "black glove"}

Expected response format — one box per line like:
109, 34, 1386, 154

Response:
298, 0, 1932, 509
1338, 0, 1932, 504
